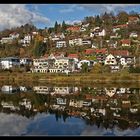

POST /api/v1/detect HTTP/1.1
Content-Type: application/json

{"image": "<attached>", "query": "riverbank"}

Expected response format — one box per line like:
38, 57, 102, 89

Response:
0, 72, 140, 86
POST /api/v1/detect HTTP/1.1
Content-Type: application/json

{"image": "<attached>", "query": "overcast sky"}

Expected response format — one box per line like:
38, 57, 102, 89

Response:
0, 4, 140, 30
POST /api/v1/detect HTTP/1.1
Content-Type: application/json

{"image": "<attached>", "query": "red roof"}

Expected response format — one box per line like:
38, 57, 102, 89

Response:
68, 54, 79, 59
66, 26, 80, 32
85, 48, 108, 55
113, 24, 128, 28
85, 49, 95, 55
95, 48, 108, 54
110, 50, 129, 56
121, 39, 131, 44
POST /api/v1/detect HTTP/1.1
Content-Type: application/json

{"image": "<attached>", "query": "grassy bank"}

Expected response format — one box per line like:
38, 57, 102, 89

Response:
0, 72, 140, 86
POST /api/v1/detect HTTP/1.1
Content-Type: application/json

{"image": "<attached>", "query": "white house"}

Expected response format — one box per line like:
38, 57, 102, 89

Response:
129, 32, 138, 38
82, 40, 91, 45
90, 29, 106, 37
20, 34, 32, 47
56, 40, 67, 48
9, 32, 19, 39
20, 58, 32, 65
0, 37, 13, 44
69, 38, 82, 46
104, 54, 117, 65
0, 57, 20, 69
120, 56, 135, 67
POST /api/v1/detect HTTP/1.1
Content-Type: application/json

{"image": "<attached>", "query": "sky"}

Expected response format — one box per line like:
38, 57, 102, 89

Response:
0, 4, 140, 31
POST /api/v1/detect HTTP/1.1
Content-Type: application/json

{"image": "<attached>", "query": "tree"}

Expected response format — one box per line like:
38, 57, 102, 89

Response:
34, 41, 46, 58
95, 15, 102, 27
62, 21, 67, 33
81, 63, 89, 73
91, 63, 102, 73
117, 11, 129, 24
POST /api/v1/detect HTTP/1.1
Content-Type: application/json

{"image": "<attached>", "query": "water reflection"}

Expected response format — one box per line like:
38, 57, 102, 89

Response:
0, 84, 140, 135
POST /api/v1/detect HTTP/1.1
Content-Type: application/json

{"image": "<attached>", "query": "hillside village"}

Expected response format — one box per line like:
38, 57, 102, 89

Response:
0, 11, 140, 74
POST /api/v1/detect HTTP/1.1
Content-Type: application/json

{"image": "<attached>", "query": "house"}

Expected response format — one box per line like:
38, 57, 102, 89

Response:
56, 40, 67, 48
120, 56, 136, 67
129, 32, 138, 38
128, 16, 140, 24
82, 40, 91, 45
20, 58, 32, 66
113, 24, 128, 32
121, 39, 131, 47
69, 38, 82, 46
68, 54, 79, 64
48, 57, 75, 73
95, 48, 108, 64
33, 58, 48, 68
0, 57, 20, 69
0, 37, 13, 44
110, 33, 121, 39
31, 58, 48, 73
90, 28, 106, 37
104, 54, 117, 65
51, 33, 65, 41
9, 32, 19, 39
1, 85, 19, 94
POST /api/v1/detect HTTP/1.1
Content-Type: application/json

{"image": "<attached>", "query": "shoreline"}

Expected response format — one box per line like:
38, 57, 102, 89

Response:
0, 72, 139, 86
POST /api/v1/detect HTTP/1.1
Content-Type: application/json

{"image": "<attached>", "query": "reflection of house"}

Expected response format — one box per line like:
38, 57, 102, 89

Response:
56, 98, 67, 105
1, 85, 19, 94
33, 86, 50, 94
0, 57, 20, 69
20, 58, 32, 65
53, 87, 73, 95
1, 101, 19, 110
69, 99, 83, 108
105, 88, 117, 97
19, 98, 32, 110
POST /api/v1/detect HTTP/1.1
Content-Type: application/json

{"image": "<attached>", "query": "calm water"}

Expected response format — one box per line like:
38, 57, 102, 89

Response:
0, 84, 140, 136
